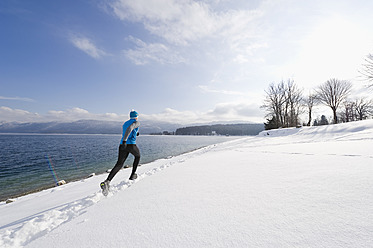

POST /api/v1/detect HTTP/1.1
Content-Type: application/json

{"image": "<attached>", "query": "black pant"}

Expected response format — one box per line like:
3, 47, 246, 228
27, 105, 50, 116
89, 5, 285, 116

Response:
107, 144, 140, 181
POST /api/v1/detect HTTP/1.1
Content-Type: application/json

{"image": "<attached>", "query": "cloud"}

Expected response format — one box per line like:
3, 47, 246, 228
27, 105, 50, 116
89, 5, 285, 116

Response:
124, 36, 186, 65
45, 107, 125, 122
70, 35, 107, 59
110, 0, 219, 45
47, 107, 90, 121
0, 96, 35, 102
0, 106, 126, 123
0, 104, 265, 124
206, 101, 264, 121
143, 102, 265, 125
110, 0, 263, 45
198, 85, 246, 96
0, 106, 42, 122
144, 108, 200, 124
109, 0, 265, 64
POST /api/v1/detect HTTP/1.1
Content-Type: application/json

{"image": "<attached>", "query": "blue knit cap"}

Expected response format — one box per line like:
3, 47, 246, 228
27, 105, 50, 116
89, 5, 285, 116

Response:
130, 110, 138, 118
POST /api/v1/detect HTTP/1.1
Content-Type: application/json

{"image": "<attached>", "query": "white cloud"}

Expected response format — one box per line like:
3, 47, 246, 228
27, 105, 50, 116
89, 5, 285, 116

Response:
198, 85, 265, 106
205, 101, 265, 123
0, 106, 42, 122
109, 0, 265, 64
144, 108, 200, 124
0, 104, 265, 125
110, 0, 220, 45
0, 96, 35, 102
45, 107, 126, 122
143, 101, 265, 125
70, 35, 107, 59
47, 107, 89, 121
124, 36, 186, 65
0, 107, 126, 123
198, 85, 246, 96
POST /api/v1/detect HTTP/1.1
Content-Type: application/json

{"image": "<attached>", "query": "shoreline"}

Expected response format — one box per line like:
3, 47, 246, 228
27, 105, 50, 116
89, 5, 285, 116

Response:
0, 140, 235, 203
1, 164, 137, 203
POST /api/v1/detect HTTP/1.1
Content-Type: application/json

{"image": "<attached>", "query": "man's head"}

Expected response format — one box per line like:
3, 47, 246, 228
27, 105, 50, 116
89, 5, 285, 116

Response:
130, 110, 138, 119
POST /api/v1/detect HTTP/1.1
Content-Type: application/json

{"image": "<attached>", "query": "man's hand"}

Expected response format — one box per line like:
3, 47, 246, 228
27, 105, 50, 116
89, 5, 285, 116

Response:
122, 141, 127, 148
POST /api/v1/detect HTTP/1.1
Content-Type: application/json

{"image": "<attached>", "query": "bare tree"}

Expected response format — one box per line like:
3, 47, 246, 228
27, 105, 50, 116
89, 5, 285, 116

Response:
339, 101, 356, 122
262, 82, 287, 129
262, 79, 303, 129
355, 98, 373, 120
360, 54, 373, 86
284, 80, 303, 127
316, 78, 352, 124
304, 92, 318, 126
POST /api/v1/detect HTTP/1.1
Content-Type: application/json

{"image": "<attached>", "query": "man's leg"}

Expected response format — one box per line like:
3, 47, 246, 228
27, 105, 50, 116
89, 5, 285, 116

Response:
107, 144, 129, 182
128, 145, 140, 180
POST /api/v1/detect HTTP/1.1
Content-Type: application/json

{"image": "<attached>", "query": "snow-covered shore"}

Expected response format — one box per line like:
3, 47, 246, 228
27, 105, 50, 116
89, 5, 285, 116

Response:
1, 120, 373, 247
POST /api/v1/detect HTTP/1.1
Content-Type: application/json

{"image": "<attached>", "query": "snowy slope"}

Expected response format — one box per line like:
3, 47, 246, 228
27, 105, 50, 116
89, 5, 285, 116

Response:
1, 120, 373, 247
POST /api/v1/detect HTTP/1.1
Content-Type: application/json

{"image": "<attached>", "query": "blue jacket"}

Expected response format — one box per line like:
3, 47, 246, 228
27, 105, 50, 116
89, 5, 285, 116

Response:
120, 119, 140, 145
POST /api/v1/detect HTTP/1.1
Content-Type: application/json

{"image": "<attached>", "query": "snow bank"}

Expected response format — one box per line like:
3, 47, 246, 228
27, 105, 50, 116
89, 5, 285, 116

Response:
260, 120, 373, 140
1, 120, 373, 247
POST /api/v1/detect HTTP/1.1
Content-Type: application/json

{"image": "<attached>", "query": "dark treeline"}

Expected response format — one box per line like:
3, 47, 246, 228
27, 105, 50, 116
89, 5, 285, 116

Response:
175, 124, 264, 136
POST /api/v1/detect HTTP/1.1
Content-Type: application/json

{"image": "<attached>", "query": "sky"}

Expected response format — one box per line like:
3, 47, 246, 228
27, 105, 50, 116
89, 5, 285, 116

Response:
1, 0, 373, 125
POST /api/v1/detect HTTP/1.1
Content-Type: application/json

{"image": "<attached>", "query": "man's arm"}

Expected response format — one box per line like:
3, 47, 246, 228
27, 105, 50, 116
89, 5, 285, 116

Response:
122, 121, 140, 142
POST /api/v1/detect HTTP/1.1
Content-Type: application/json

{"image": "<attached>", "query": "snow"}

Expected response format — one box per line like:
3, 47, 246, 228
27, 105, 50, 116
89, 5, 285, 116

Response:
1, 120, 373, 248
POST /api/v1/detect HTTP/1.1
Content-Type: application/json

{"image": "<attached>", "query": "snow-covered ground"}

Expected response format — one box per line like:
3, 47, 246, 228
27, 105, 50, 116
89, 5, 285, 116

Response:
1, 120, 373, 248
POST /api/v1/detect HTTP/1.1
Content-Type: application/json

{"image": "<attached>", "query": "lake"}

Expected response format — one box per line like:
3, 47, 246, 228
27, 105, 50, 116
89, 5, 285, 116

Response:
0, 134, 240, 201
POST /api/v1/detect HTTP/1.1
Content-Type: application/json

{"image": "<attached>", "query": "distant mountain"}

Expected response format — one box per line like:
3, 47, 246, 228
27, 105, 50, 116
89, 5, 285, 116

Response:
0, 120, 182, 134
0, 120, 264, 135
175, 123, 264, 136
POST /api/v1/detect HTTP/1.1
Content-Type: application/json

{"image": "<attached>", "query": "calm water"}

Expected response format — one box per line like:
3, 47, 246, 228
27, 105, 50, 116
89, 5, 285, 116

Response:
0, 134, 240, 200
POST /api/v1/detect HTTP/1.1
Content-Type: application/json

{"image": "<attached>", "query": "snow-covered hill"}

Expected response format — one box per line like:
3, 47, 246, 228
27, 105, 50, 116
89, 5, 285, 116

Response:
1, 120, 373, 247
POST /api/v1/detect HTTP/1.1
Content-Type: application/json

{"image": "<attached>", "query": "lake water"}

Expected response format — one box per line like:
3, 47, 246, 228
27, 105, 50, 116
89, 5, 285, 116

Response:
0, 134, 240, 201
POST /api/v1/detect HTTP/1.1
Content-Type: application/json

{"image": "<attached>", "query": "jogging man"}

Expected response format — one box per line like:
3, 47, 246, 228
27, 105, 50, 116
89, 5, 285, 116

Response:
100, 110, 140, 196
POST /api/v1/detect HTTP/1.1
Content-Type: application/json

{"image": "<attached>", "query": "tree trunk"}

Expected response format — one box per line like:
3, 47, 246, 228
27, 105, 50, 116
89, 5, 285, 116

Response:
307, 108, 312, 126
332, 107, 338, 124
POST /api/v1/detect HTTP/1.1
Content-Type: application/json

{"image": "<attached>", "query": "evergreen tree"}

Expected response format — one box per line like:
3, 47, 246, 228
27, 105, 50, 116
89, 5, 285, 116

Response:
264, 116, 279, 130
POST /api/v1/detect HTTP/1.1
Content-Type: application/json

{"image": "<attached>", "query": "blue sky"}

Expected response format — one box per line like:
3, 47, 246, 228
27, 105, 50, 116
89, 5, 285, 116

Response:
1, 0, 373, 124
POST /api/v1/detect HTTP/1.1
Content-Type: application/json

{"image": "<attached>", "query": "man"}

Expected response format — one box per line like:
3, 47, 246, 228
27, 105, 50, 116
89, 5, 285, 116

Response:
100, 110, 140, 196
